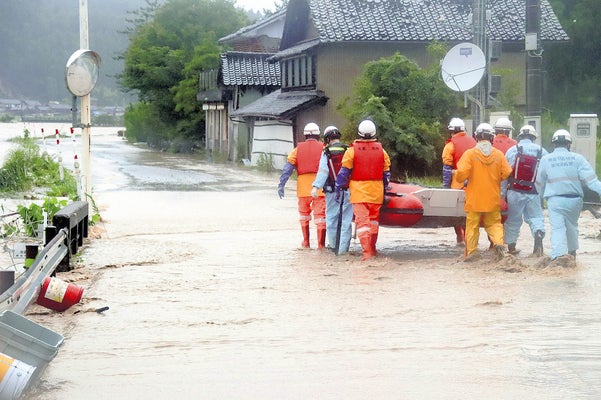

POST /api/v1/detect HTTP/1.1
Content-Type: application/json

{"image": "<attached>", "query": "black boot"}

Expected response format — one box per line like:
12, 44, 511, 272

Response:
533, 230, 544, 257
508, 243, 519, 255
568, 250, 576, 259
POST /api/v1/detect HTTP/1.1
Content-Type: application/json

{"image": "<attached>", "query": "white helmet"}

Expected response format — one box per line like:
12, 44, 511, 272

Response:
518, 124, 538, 139
475, 122, 495, 140
494, 117, 513, 132
552, 129, 572, 144
358, 119, 376, 139
448, 117, 465, 132
323, 125, 341, 142
303, 122, 320, 136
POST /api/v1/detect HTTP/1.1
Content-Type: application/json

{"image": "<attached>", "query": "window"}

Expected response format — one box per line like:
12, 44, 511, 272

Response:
281, 54, 315, 90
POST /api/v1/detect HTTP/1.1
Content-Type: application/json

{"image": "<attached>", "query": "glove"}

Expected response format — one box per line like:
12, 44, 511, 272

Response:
335, 167, 351, 190
442, 164, 453, 188
311, 186, 319, 198
278, 162, 295, 199
335, 167, 352, 203
383, 171, 391, 191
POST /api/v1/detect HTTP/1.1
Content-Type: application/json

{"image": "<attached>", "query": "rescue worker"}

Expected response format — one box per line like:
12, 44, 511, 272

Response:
335, 119, 391, 261
278, 122, 327, 249
492, 117, 517, 154
311, 126, 353, 255
441, 117, 476, 245
504, 125, 548, 256
455, 122, 513, 261
536, 129, 601, 263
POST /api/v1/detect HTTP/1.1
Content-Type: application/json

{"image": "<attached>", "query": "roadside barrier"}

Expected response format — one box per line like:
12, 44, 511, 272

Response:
44, 201, 88, 272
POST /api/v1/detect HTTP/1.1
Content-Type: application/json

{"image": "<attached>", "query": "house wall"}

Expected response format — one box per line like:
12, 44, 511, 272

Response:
251, 120, 294, 169
314, 42, 428, 133
298, 41, 527, 137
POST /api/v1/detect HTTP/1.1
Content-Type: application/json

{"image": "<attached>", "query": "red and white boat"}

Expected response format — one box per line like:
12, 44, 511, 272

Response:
380, 181, 508, 228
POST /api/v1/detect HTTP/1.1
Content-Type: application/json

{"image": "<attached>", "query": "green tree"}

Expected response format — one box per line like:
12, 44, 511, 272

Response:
339, 47, 463, 179
120, 0, 248, 143
546, 0, 601, 121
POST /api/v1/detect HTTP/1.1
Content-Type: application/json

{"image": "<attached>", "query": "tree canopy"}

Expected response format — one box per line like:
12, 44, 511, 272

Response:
120, 0, 248, 143
546, 0, 601, 121
339, 46, 464, 179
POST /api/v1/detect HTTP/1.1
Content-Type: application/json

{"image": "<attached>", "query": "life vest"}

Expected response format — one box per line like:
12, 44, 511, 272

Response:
351, 140, 384, 181
509, 146, 542, 193
323, 143, 348, 191
450, 133, 476, 168
493, 135, 517, 154
296, 140, 323, 175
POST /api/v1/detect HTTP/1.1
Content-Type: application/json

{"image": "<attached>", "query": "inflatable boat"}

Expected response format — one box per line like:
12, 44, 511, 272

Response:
380, 181, 508, 228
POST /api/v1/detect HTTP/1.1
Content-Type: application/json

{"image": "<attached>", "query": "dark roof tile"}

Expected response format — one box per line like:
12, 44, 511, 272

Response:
308, 0, 567, 43
230, 89, 328, 119
220, 52, 281, 86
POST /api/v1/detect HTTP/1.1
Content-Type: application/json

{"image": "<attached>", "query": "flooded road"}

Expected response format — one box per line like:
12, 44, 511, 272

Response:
3, 123, 600, 399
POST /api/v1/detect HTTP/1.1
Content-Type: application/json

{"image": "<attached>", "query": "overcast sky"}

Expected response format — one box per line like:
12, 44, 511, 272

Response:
235, 0, 277, 12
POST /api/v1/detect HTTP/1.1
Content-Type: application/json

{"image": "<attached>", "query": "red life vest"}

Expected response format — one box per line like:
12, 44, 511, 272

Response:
493, 135, 517, 154
296, 140, 323, 175
509, 146, 542, 193
351, 140, 384, 181
324, 143, 348, 190
450, 133, 476, 168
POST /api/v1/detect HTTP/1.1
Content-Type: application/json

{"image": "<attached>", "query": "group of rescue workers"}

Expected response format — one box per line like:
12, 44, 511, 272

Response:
278, 116, 601, 266
278, 120, 389, 261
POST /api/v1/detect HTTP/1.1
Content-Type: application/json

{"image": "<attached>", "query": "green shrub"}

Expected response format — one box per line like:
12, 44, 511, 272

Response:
256, 153, 275, 173
0, 138, 77, 198
16, 197, 68, 237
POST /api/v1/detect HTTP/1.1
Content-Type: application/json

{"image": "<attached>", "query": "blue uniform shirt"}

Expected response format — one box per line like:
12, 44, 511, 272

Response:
537, 147, 601, 199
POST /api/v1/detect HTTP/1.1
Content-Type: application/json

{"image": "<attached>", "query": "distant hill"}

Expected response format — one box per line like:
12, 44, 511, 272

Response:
0, 0, 150, 106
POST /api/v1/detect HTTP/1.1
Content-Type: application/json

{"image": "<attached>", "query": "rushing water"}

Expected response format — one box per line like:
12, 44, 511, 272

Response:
1, 123, 600, 399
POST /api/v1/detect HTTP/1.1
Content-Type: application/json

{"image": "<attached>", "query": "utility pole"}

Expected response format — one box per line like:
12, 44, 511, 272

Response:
471, 0, 487, 129
525, 0, 542, 144
79, 0, 92, 202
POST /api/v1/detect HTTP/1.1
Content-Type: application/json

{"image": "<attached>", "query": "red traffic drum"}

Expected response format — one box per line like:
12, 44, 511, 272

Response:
36, 277, 84, 312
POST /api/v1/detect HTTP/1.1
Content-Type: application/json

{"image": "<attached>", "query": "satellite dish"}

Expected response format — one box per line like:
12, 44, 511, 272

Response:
441, 42, 486, 92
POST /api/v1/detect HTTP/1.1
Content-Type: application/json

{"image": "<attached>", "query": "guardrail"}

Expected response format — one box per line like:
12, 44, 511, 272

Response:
44, 201, 89, 272
0, 201, 89, 398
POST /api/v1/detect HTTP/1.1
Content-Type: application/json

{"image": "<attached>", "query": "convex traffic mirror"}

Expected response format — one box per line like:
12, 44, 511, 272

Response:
65, 49, 101, 97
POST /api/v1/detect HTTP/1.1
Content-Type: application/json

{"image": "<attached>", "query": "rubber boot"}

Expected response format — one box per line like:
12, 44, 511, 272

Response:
317, 228, 326, 250
568, 250, 576, 259
533, 230, 544, 257
359, 235, 375, 261
454, 226, 465, 245
494, 244, 506, 261
370, 232, 378, 256
301, 224, 310, 248
508, 243, 519, 255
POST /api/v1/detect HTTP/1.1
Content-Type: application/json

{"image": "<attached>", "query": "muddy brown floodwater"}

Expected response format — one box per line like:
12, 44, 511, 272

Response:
4, 124, 600, 399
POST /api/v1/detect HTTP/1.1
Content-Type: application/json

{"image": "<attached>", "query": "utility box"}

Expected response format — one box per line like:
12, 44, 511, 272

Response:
568, 114, 598, 171
524, 116, 542, 146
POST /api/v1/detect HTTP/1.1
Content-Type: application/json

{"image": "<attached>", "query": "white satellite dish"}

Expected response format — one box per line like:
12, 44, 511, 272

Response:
441, 42, 486, 92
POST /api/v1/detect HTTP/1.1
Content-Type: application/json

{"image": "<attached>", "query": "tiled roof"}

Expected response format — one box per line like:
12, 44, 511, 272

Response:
219, 10, 286, 44
220, 52, 281, 86
230, 89, 328, 119
308, 0, 568, 43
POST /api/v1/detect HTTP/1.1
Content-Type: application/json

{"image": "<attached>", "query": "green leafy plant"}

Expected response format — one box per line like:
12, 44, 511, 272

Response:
16, 197, 68, 237
256, 153, 275, 173
85, 193, 102, 226
0, 137, 77, 198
